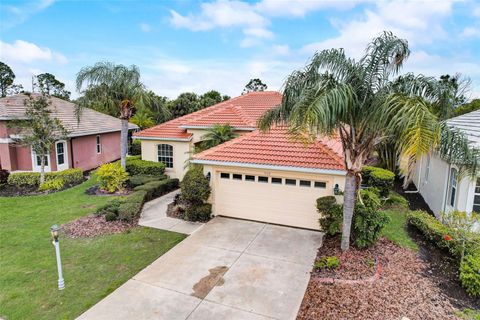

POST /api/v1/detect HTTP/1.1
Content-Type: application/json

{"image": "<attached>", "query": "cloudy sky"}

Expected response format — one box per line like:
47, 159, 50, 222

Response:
1, 0, 479, 99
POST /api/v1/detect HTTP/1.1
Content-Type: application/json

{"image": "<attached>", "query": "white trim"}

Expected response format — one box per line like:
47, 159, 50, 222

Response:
55, 140, 69, 171
0, 138, 13, 143
179, 125, 255, 131
0, 116, 29, 120
133, 136, 193, 142
31, 149, 51, 173
68, 127, 137, 138
191, 159, 347, 176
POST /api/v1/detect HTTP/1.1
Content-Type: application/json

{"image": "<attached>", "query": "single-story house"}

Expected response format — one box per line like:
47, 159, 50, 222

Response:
134, 91, 346, 230
0, 94, 138, 172
412, 110, 480, 217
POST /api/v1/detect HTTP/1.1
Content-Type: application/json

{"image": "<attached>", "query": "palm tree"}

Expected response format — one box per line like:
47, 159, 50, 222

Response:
199, 124, 239, 150
259, 31, 478, 251
76, 62, 147, 169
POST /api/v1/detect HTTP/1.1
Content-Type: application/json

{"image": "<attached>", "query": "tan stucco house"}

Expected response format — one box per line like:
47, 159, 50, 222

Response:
134, 91, 346, 230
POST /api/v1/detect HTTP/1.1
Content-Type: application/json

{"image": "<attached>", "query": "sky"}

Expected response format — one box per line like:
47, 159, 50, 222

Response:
0, 0, 479, 100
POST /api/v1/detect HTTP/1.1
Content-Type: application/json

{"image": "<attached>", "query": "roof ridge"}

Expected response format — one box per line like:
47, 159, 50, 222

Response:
317, 137, 345, 167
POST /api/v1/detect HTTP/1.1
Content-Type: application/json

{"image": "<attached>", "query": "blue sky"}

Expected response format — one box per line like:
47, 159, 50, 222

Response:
1, 0, 479, 99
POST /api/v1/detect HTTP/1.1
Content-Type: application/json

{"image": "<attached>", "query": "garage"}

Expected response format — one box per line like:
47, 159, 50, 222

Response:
209, 167, 344, 230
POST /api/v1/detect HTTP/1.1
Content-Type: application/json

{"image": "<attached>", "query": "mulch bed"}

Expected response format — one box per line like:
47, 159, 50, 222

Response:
84, 185, 132, 196
297, 235, 479, 320
62, 215, 138, 238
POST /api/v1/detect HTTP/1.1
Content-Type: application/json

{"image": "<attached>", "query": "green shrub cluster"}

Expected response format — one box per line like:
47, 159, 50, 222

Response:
39, 178, 65, 192
134, 179, 179, 202
129, 174, 166, 187
314, 256, 340, 270
125, 157, 165, 176
180, 168, 211, 204
317, 196, 342, 236
353, 189, 390, 248
97, 163, 129, 193
130, 140, 142, 156
361, 166, 395, 197
184, 203, 212, 222
407, 210, 480, 297
0, 168, 9, 184
7, 169, 83, 187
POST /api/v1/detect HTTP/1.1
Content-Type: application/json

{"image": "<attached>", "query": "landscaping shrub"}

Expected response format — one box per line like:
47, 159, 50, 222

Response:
97, 163, 129, 193
361, 166, 395, 197
180, 168, 211, 204
134, 178, 179, 201
39, 178, 65, 192
127, 190, 148, 205
118, 201, 143, 222
130, 140, 142, 156
125, 157, 165, 176
7, 169, 83, 188
46, 169, 83, 185
353, 189, 390, 248
384, 192, 409, 208
317, 196, 343, 236
184, 203, 212, 222
459, 254, 480, 297
129, 174, 166, 187
105, 212, 118, 221
0, 168, 9, 184
95, 199, 121, 216
314, 256, 340, 270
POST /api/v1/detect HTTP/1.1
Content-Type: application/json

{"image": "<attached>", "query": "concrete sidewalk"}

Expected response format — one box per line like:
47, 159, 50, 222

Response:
139, 189, 204, 235
77, 217, 323, 320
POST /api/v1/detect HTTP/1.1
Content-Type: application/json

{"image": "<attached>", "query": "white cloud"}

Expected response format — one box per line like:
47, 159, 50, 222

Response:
243, 27, 274, 39
1, 0, 56, 29
139, 23, 151, 32
271, 44, 291, 56
461, 26, 480, 38
0, 40, 67, 64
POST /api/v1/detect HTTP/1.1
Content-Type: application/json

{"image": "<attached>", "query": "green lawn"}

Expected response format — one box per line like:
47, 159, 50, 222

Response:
381, 205, 419, 251
0, 177, 186, 320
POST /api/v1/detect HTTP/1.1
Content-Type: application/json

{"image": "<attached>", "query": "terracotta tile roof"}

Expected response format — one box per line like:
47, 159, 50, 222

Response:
0, 94, 138, 137
134, 91, 282, 140
193, 127, 345, 171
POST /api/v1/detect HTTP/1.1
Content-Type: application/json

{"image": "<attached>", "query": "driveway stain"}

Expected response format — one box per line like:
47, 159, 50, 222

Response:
192, 266, 229, 299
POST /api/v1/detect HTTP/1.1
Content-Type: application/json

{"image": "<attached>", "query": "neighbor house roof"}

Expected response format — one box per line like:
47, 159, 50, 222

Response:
0, 94, 138, 137
447, 110, 480, 148
192, 127, 345, 172
134, 91, 282, 140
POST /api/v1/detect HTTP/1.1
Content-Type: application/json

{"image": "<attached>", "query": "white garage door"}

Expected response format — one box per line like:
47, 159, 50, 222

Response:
214, 171, 334, 230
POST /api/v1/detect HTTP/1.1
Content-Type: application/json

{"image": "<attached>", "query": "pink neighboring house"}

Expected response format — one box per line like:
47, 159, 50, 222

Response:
0, 94, 138, 172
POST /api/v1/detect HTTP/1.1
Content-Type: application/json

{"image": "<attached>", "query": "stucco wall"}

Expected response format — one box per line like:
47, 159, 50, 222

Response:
71, 132, 121, 171
140, 139, 191, 180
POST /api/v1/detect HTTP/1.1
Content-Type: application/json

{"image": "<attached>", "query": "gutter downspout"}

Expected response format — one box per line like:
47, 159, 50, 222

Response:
442, 164, 452, 215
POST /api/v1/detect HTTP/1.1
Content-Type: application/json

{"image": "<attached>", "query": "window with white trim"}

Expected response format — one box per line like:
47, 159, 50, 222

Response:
448, 168, 458, 207
36, 155, 49, 166
96, 135, 101, 154
473, 178, 480, 213
157, 144, 173, 168
56, 142, 65, 165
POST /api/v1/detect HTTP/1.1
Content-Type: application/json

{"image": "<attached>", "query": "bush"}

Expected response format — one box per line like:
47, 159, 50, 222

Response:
118, 201, 143, 222
105, 212, 118, 221
180, 168, 211, 204
361, 166, 395, 197
314, 256, 340, 270
95, 199, 121, 216
384, 192, 409, 208
47, 169, 83, 185
317, 196, 343, 236
129, 174, 166, 187
0, 168, 9, 184
184, 203, 212, 222
126, 157, 165, 176
97, 163, 129, 193
128, 190, 148, 204
459, 254, 480, 297
7, 169, 83, 187
130, 140, 142, 156
134, 178, 179, 201
39, 178, 65, 192
352, 189, 389, 248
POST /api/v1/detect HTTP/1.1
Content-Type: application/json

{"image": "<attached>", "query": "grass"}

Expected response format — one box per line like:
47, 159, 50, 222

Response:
0, 176, 186, 320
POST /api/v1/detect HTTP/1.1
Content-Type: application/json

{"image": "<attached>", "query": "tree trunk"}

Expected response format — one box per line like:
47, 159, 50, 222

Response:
341, 172, 358, 251
40, 153, 46, 185
120, 119, 128, 169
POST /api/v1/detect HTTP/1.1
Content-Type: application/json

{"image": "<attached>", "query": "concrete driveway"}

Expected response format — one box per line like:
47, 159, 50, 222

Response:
77, 217, 323, 320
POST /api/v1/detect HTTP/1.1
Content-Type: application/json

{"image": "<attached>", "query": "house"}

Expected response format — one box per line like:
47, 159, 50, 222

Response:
412, 110, 480, 217
0, 94, 138, 172
135, 91, 346, 230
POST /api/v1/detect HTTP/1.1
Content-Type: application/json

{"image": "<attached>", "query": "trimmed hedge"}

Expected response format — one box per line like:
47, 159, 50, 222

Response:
459, 254, 480, 297
129, 174, 167, 187
7, 168, 83, 187
134, 178, 179, 202
118, 202, 143, 221
39, 178, 65, 192
180, 168, 211, 204
361, 166, 395, 197
184, 203, 212, 222
126, 157, 165, 176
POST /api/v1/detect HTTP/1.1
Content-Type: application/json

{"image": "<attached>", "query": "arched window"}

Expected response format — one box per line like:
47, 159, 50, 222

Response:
158, 144, 173, 168
448, 168, 458, 207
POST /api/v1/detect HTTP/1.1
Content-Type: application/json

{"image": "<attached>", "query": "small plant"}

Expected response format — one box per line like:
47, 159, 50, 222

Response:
361, 166, 395, 198
180, 167, 211, 204
314, 256, 340, 270
39, 178, 65, 192
459, 254, 480, 297
105, 212, 118, 221
97, 163, 129, 193
441, 210, 480, 262
95, 199, 122, 216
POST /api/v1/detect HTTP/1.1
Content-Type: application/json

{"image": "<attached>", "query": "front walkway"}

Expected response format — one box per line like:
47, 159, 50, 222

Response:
77, 217, 323, 320
139, 189, 204, 234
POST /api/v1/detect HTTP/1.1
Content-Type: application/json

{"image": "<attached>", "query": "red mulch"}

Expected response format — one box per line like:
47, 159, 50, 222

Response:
62, 215, 137, 238
297, 238, 460, 320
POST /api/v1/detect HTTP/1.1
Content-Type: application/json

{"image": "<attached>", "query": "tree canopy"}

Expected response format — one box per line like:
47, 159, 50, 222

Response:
0, 62, 24, 97
243, 78, 267, 94
35, 73, 71, 100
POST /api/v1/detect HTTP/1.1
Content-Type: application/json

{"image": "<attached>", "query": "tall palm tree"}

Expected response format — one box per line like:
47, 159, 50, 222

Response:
76, 62, 147, 169
259, 32, 478, 251
199, 124, 239, 150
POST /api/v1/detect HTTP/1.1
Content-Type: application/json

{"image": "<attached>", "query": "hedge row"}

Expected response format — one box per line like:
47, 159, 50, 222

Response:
361, 166, 395, 197
125, 156, 165, 176
407, 210, 480, 297
7, 169, 83, 187
129, 174, 167, 187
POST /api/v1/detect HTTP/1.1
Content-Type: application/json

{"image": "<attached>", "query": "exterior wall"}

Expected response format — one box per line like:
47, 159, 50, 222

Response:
71, 132, 121, 171
140, 139, 191, 180
203, 164, 346, 230
413, 153, 475, 217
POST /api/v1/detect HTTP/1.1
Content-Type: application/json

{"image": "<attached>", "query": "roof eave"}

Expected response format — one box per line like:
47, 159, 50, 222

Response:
133, 135, 193, 142
190, 159, 347, 176
180, 125, 256, 131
